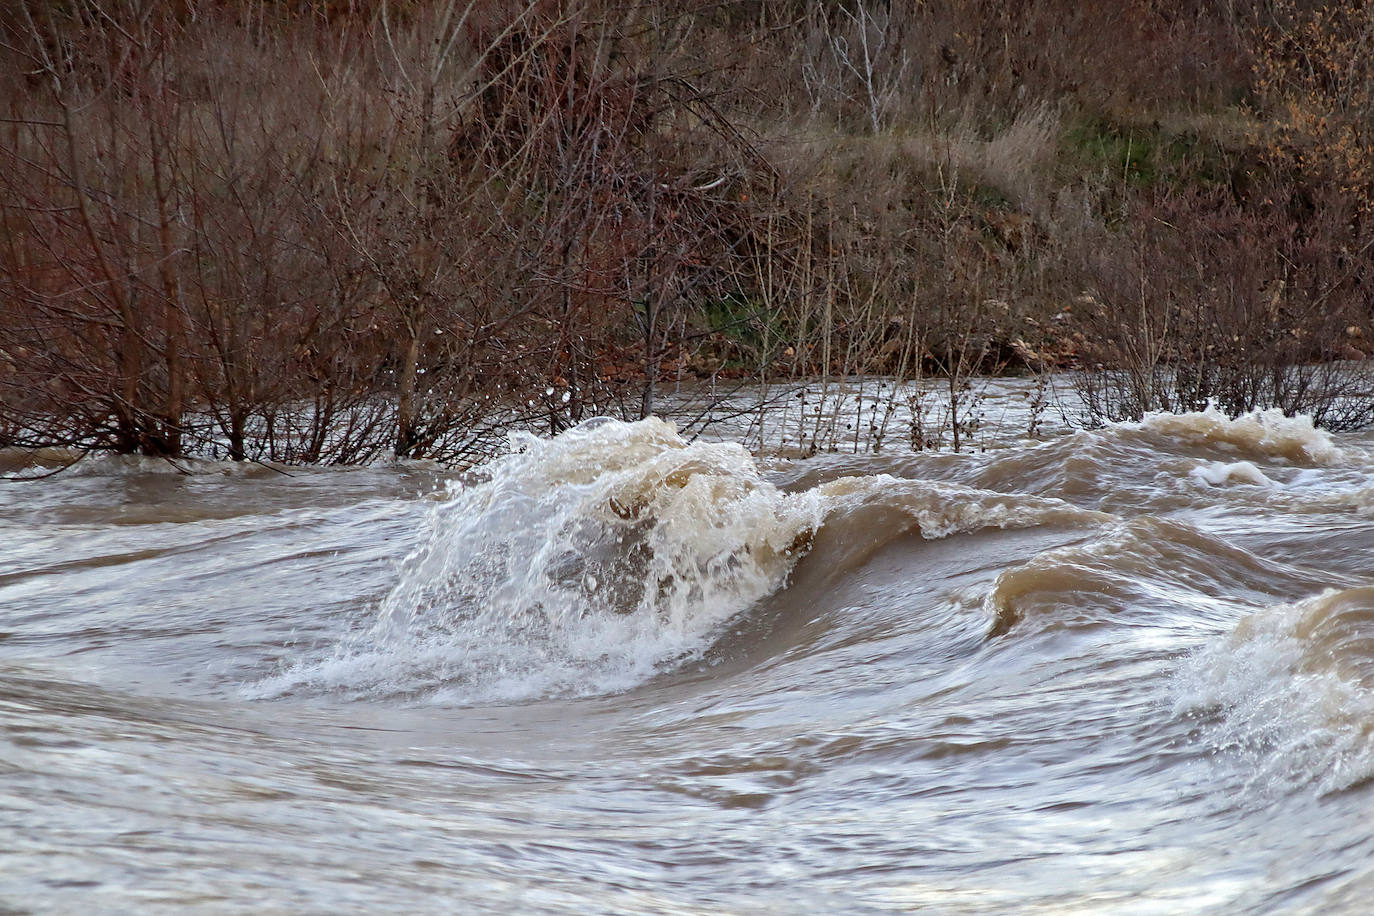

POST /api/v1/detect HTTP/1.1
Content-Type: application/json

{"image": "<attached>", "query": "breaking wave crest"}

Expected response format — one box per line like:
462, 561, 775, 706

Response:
1131, 407, 1343, 465
253, 417, 1103, 704
1177, 586, 1374, 795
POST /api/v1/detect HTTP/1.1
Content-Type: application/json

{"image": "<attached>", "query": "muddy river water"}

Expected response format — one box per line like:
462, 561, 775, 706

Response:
4, 396, 1374, 912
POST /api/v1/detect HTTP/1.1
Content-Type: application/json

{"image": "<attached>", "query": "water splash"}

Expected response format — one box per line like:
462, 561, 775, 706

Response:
257, 418, 824, 703
1176, 586, 1374, 795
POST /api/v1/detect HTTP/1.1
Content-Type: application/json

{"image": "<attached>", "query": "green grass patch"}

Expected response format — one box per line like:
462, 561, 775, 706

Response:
1060, 114, 1234, 191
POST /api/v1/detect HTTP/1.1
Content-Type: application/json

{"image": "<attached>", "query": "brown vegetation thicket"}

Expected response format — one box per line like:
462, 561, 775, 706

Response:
2, 0, 1372, 462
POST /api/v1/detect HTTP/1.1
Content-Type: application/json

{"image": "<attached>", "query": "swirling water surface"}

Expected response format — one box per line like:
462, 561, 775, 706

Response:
4, 401, 1374, 913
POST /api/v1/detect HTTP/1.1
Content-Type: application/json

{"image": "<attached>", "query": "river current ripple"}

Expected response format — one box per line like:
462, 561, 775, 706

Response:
3, 398, 1374, 913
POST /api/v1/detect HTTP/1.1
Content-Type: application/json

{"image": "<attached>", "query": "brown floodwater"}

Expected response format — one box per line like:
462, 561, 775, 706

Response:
3, 389, 1374, 912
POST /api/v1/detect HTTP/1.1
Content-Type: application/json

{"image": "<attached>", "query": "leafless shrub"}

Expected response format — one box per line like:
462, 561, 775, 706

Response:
1070, 183, 1374, 429
1, 0, 1371, 469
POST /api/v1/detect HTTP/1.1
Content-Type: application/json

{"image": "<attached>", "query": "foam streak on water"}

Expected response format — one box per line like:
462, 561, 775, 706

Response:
4, 399, 1374, 913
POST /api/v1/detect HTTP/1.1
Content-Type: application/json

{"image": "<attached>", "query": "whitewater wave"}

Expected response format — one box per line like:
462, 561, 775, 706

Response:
1176, 586, 1374, 795
1132, 407, 1344, 465
252, 417, 1104, 705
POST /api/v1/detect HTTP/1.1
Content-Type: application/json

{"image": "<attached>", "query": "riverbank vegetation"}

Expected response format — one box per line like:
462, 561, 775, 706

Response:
3, 0, 1373, 462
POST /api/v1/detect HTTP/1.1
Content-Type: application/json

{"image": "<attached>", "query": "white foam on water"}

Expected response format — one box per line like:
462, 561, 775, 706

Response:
1175, 586, 1374, 795
1133, 407, 1342, 465
1187, 460, 1274, 487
